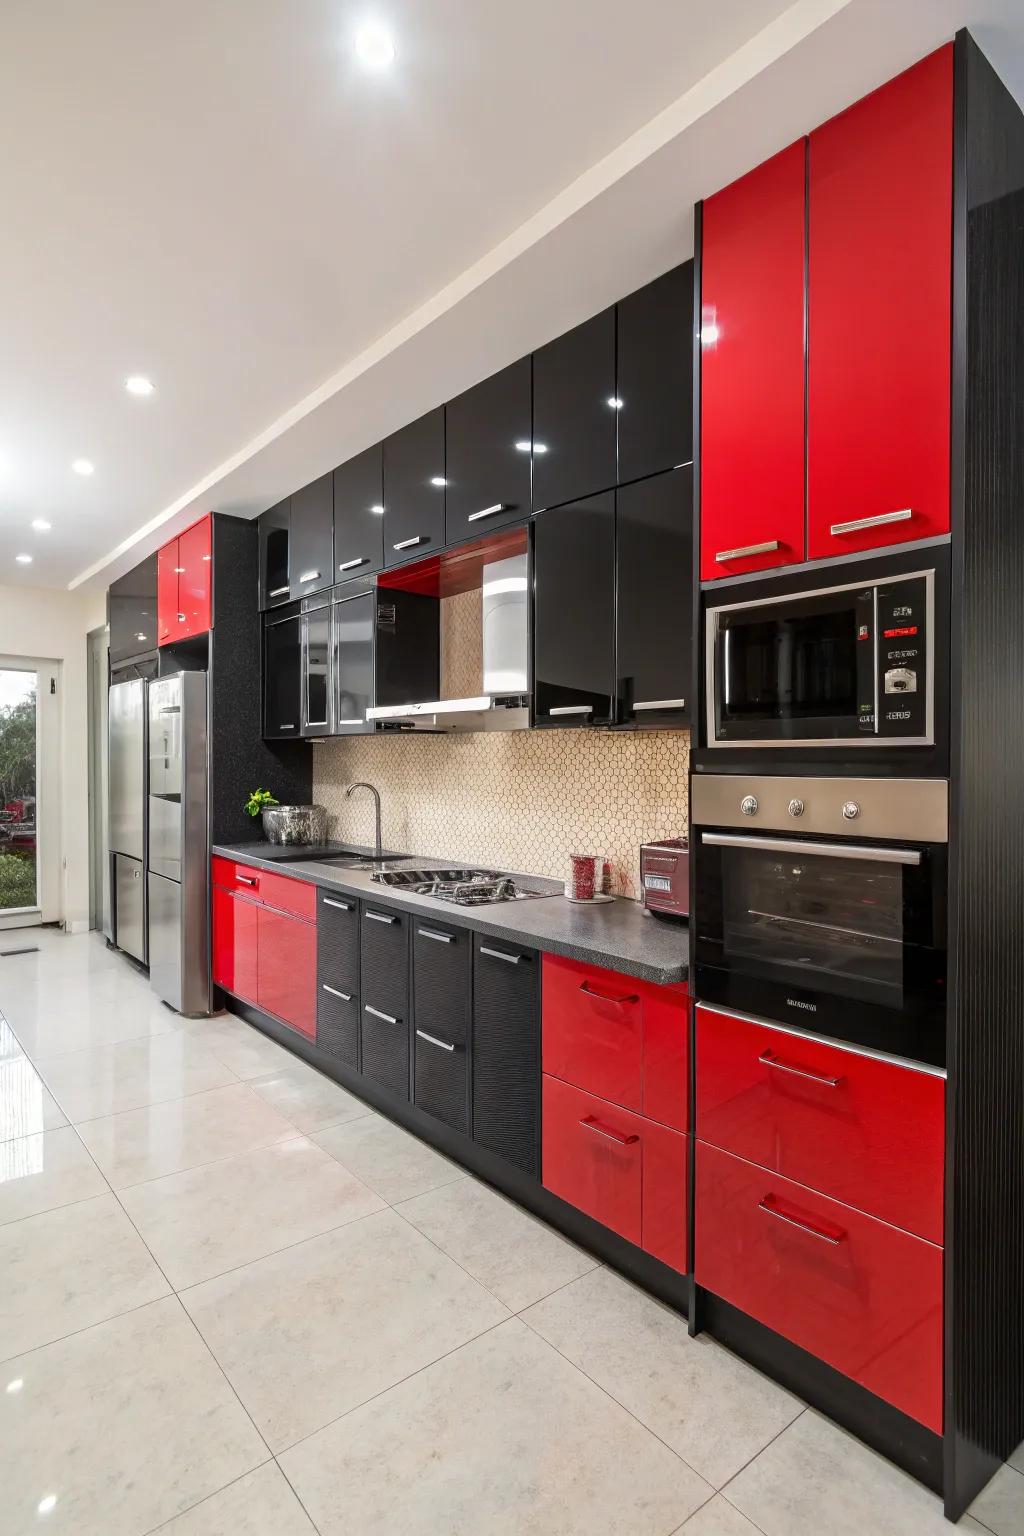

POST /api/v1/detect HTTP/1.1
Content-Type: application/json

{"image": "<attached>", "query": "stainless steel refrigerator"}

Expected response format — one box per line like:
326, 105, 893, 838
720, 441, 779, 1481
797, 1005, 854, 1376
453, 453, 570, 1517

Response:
108, 678, 148, 962
148, 672, 210, 1016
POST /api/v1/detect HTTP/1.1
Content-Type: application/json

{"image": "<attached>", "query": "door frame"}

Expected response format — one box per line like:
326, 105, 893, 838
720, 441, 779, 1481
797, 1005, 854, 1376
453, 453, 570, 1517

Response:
0, 656, 61, 930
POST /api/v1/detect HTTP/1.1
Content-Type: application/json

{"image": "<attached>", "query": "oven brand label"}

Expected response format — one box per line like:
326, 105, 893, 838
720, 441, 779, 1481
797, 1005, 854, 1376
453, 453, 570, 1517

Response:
786, 997, 818, 1011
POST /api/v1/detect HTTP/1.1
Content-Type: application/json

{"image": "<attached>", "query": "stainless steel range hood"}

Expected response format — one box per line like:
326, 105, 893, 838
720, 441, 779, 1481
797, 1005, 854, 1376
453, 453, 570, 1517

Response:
367, 552, 529, 733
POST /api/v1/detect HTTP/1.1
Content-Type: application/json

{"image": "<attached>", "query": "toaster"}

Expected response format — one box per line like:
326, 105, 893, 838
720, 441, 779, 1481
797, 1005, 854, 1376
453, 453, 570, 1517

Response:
640, 838, 689, 918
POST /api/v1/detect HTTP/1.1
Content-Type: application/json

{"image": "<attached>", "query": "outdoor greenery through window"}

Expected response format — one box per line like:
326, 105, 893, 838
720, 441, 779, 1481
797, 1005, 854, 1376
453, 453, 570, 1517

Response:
0, 669, 37, 912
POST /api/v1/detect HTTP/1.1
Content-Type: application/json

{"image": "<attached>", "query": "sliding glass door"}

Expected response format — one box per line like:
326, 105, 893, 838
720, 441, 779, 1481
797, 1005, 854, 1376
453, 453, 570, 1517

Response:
0, 667, 38, 917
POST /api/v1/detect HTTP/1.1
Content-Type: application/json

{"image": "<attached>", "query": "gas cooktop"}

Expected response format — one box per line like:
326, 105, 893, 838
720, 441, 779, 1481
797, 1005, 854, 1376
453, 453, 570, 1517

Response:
370, 867, 554, 906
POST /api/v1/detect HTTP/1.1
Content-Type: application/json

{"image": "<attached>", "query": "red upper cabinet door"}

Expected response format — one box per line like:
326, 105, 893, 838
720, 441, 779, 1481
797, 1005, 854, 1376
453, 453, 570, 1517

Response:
700, 141, 807, 581
807, 46, 953, 559
156, 539, 180, 646
256, 906, 316, 1039
178, 516, 213, 638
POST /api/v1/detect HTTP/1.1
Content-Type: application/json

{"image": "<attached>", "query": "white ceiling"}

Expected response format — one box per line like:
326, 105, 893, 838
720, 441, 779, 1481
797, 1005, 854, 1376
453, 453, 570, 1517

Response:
0, 0, 1022, 592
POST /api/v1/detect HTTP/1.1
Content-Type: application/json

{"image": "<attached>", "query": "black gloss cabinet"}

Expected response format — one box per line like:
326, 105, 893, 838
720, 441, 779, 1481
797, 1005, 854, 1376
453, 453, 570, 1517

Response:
445, 358, 532, 541
288, 474, 334, 600
617, 263, 693, 484
383, 408, 446, 566
616, 467, 692, 724
533, 492, 615, 726
263, 606, 302, 740
259, 498, 292, 609
108, 552, 158, 665
532, 307, 617, 510
334, 444, 385, 579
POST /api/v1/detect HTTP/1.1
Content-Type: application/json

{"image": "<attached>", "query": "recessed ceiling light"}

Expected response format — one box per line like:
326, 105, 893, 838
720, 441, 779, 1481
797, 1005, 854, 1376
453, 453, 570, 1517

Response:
369, 503, 385, 515
125, 374, 155, 397
354, 21, 396, 69
31, 518, 51, 532
607, 397, 624, 410
71, 458, 94, 477
15, 553, 32, 565
430, 476, 447, 487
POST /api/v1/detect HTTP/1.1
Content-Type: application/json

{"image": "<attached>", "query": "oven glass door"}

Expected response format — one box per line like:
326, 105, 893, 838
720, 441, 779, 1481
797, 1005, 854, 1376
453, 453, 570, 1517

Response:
694, 830, 947, 1066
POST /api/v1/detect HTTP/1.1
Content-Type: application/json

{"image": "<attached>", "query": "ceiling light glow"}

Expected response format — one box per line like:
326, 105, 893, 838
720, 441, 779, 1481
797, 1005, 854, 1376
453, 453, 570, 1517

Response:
607, 397, 623, 410
430, 476, 447, 487
354, 21, 396, 69
31, 519, 51, 532
71, 459, 95, 477
701, 322, 721, 346
125, 375, 155, 397
37, 1495, 58, 1516
15, 554, 32, 565
6, 1378, 23, 1394
369, 504, 385, 514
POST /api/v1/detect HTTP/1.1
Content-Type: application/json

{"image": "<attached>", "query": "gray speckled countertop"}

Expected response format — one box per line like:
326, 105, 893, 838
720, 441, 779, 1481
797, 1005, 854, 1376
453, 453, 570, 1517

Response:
213, 841, 689, 985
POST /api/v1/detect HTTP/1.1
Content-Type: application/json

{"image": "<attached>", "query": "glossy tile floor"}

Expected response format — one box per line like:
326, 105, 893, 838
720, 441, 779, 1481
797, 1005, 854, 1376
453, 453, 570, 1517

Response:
1, 930, 1021, 1536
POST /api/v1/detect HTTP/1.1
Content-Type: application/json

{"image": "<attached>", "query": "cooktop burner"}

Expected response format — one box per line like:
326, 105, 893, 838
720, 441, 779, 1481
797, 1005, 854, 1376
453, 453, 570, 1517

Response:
370, 867, 553, 906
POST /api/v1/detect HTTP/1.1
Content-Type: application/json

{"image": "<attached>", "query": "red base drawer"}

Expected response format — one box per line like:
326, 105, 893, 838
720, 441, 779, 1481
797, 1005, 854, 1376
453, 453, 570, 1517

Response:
696, 1006, 944, 1243
256, 906, 317, 1040
543, 955, 644, 1112
695, 1141, 942, 1432
211, 857, 317, 923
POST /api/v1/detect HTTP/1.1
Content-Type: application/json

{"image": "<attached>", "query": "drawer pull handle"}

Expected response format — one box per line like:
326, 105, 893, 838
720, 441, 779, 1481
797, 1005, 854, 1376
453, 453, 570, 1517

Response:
365, 910, 398, 925
760, 1050, 843, 1088
757, 1196, 844, 1246
580, 981, 639, 1008
322, 898, 352, 912
466, 502, 506, 523
393, 535, 427, 551
418, 928, 454, 944
416, 1029, 456, 1052
236, 876, 259, 888
715, 539, 780, 563
830, 508, 912, 537
268, 585, 291, 598
548, 704, 592, 716
479, 945, 521, 965
579, 1115, 639, 1147
365, 1004, 400, 1024
338, 557, 368, 572
322, 983, 352, 1002
298, 569, 321, 583
633, 698, 686, 712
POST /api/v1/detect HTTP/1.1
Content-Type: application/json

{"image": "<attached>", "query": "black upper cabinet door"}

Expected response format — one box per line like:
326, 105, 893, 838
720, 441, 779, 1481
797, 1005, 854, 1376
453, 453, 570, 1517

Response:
263, 609, 302, 740
533, 492, 615, 726
383, 407, 446, 567
259, 499, 291, 610
289, 474, 334, 599
616, 263, 694, 485
445, 358, 532, 543
332, 590, 375, 735
333, 444, 384, 580
108, 552, 158, 663
532, 308, 617, 511
616, 467, 693, 726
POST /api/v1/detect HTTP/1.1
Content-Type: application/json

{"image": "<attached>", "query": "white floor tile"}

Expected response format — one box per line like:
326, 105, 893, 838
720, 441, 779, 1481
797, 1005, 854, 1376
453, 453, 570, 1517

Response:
75, 1083, 298, 1188
314, 1112, 466, 1204
121, 1135, 385, 1288
181, 1207, 509, 1450
151, 1462, 316, 1535
399, 1175, 598, 1311
188, 1016, 301, 1080
0, 1191, 169, 1360
281, 1317, 711, 1535
0, 1013, 25, 1061
1, 1295, 266, 1536
1007, 1440, 1024, 1475
678, 1495, 765, 1534
968, 1463, 1024, 1535
247, 1060, 374, 1133
0, 1126, 107, 1224
36, 1032, 237, 1122
0, 1055, 67, 1141
523, 1267, 802, 1487
4, 979, 184, 1058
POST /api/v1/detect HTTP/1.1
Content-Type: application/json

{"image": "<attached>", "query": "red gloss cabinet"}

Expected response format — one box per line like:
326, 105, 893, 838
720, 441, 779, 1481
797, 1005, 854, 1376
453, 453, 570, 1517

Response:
157, 514, 212, 645
211, 859, 317, 1040
211, 886, 258, 1004
542, 955, 644, 1113
257, 905, 317, 1040
157, 540, 181, 644
695, 1142, 943, 1432
700, 141, 807, 581
807, 46, 953, 559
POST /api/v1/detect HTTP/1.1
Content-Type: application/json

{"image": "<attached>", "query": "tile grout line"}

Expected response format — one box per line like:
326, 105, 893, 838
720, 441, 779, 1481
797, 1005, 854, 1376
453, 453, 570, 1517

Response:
137, 1460, 279, 1536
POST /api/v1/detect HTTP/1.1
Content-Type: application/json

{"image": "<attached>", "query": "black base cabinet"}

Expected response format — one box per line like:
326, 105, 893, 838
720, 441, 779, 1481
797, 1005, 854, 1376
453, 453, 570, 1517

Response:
471, 936, 540, 1178
359, 905, 410, 1098
317, 890, 360, 1069
412, 918, 472, 1134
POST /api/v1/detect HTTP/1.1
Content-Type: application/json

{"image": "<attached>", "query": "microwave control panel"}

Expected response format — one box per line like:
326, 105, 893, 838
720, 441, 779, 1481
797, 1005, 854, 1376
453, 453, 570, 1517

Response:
874, 576, 929, 738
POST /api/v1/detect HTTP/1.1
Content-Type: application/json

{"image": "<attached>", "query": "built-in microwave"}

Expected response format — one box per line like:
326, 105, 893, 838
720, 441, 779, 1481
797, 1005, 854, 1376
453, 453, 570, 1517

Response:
705, 565, 936, 749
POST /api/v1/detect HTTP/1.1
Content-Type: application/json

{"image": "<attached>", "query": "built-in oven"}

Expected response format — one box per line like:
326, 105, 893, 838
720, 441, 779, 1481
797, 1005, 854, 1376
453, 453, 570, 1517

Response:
705, 562, 938, 749
692, 775, 947, 1067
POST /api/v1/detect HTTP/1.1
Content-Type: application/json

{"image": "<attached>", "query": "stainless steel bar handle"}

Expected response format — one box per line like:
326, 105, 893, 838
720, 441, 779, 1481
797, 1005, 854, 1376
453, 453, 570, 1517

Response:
830, 508, 912, 537
236, 875, 258, 887
278, 723, 297, 731
759, 1050, 843, 1088
633, 698, 686, 711
338, 557, 368, 572
268, 585, 291, 598
322, 898, 352, 911
393, 535, 427, 551
466, 503, 506, 523
322, 983, 352, 1002
700, 832, 921, 865
298, 569, 321, 582
418, 928, 454, 944
336, 718, 364, 725
549, 705, 592, 716
579, 1115, 639, 1147
580, 981, 639, 1008
479, 945, 521, 965
365, 910, 398, 925
416, 1029, 456, 1052
365, 1003, 399, 1024
715, 540, 780, 563
757, 1196, 844, 1245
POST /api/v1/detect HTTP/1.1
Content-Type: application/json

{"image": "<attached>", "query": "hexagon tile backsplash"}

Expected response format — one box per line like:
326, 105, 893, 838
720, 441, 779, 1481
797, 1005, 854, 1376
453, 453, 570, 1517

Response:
313, 729, 690, 899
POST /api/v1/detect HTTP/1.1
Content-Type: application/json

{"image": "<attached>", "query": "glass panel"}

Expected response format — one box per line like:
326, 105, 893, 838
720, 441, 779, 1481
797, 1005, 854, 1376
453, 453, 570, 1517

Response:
719, 587, 873, 724
0, 670, 38, 912
721, 844, 903, 1009
334, 594, 373, 729
304, 612, 330, 729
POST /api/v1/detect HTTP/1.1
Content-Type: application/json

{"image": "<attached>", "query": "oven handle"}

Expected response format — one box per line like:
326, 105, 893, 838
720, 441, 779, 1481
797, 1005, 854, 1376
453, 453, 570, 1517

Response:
700, 832, 921, 865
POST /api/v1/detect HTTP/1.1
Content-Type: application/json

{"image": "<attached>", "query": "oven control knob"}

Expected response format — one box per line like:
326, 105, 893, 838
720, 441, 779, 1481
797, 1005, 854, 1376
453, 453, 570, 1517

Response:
842, 801, 861, 821
788, 799, 805, 818
740, 795, 758, 817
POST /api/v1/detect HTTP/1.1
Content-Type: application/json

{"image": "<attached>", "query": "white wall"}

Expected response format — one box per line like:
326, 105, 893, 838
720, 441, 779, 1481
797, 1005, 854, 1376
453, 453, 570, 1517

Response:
0, 581, 99, 930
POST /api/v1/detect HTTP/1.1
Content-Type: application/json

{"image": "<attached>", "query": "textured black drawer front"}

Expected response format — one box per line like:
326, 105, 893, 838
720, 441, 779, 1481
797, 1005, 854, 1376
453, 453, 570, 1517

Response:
318, 891, 359, 990
472, 937, 540, 1178
317, 982, 360, 1069
414, 1029, 469, 1135
361, 1003, 409, 1099
360, 904, 409, 1019
413, 921, 471, 1046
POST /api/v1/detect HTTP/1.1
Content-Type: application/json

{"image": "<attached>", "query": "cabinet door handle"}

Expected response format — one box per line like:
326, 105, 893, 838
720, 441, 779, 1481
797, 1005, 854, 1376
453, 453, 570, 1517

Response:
418, 927, 454, 944
580, 981, 639, 1008
393, 535, 427, 551
759, 1050, 843, 1088
579, 1115, 639, 1146
322, 983, 352, 1002
548, 705, 592, 717
757, 1195, 844, 1246
338, 557, 368, 572
278, 723, 297, 731
336, 718, 364, 726
177, 613, 186, 622
830, 508, 913, 537
268, 585, 291, 598
298, 569, 321, 583
466, 502, 506, 523
416, 1029, 456, 1052
364, 1003, 399, 1024
715, 540, 780, 563
322, 897, 352, 912
236, 875, 259, 888
632, 698, 686, 712
365, 910, 398, 925
479, 945, 522, 965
